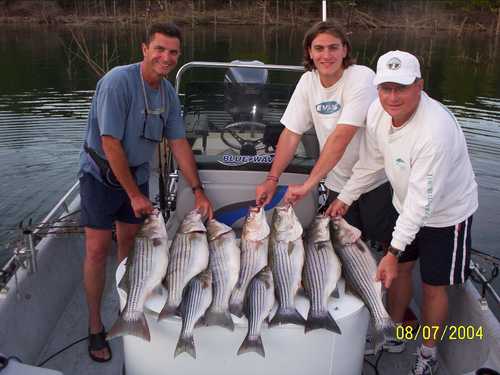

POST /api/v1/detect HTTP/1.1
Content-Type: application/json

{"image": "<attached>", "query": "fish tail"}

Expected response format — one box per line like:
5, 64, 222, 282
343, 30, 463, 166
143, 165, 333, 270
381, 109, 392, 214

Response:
204, 308, 235, 331
305, 310, 341, 334
381, 317, 396, 337
237, 335, 265, 358
174, 334, 196, 359
374, 317, 396, 352
269, 307, 306, 327
107, 313, 150, 342
158, 302, 177, 321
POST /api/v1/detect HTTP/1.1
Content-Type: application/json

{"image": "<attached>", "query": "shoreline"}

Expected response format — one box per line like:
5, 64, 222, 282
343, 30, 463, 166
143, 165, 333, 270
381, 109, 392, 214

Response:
1, 1, 499, 34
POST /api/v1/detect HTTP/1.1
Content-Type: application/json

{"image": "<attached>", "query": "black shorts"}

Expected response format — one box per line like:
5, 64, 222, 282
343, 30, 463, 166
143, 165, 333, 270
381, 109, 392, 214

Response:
324, 182, 397, 245
399, 216, 473, 286
79, 172, 149, 230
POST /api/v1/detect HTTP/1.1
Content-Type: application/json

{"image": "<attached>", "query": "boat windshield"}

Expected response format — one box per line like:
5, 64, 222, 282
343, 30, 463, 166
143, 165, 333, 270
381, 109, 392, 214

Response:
178, 66, 318, 174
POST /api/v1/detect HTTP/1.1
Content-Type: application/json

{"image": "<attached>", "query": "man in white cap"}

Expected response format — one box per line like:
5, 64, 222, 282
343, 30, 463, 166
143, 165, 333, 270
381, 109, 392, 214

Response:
327, 50, 478, 375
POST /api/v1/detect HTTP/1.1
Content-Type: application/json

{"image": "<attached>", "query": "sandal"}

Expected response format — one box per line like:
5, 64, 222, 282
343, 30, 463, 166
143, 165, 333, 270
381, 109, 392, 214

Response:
88, 327, 112, 363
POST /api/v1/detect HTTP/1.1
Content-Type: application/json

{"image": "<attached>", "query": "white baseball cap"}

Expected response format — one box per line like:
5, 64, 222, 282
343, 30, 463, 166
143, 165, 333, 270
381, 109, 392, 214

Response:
373, 50, 421, 86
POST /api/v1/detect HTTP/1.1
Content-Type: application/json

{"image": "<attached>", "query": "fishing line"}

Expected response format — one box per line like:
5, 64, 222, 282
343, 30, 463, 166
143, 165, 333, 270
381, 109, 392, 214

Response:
0, 210, 81, 232
363, 350, 383, 375
37, 336, 88, 367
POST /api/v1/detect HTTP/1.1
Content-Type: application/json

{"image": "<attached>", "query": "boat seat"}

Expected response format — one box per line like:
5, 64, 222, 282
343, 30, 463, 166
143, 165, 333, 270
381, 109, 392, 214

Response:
175, 169, 318, 230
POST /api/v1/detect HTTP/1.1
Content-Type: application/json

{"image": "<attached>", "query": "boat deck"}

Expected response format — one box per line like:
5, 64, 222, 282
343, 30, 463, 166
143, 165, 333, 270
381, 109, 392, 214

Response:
363, 341, 451, 375
34, 252, 453, 375
37, 253, 124, 375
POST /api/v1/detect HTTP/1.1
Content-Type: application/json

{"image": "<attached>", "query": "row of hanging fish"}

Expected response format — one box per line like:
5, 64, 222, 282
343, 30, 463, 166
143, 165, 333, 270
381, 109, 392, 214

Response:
107, 206, 394, 358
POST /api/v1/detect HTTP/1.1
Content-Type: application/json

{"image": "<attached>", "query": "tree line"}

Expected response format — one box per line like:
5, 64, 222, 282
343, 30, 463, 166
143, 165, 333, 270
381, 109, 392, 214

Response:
2, 1, 500, 34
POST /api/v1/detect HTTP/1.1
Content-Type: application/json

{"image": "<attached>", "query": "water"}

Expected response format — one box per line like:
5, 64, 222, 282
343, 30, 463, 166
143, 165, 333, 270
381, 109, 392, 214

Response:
1, 25, 500, 270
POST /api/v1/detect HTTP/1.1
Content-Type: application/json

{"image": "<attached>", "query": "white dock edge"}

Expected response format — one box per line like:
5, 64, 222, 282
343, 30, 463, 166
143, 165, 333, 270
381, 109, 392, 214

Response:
115, 259, 369, 375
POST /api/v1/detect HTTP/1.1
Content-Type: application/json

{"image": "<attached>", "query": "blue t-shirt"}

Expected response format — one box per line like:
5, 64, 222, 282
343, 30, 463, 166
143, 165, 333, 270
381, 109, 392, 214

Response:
79, 63, 185, 185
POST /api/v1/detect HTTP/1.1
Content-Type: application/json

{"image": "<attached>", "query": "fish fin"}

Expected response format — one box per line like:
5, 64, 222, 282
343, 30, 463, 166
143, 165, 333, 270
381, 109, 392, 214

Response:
204, 309, 235, 331
158, 302, 177, 321
287, 242, 294, 256
194, 316, 206, 329
305, 311, 341, 334
229, 291, 245, 317
175, 305, 184, 318
269, 307, 306, 327
118, 267, 129, 293
315, 242, 328, 253
107, 312, 150, 342
296, 288, 307, 298
174, 335, 196, 359
229, 302, 244, 318
355, 239, 368, 252
237, 335, 265, 358
330, 287, 340, 299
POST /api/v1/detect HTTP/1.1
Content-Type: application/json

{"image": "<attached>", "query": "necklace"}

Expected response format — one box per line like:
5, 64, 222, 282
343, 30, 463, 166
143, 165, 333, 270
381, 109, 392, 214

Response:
139, 65, 166, 116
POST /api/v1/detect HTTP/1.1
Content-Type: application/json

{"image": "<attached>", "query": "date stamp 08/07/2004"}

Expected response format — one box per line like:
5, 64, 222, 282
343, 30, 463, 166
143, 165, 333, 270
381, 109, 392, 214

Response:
395, 325, 485, 341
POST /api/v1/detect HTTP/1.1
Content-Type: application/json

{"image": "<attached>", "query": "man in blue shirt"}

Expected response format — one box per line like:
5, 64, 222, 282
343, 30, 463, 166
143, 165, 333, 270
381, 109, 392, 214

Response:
78, 22, 212, 362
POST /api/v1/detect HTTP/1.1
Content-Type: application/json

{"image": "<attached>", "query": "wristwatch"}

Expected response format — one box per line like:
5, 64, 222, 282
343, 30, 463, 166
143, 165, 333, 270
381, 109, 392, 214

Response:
191, 184, 204, 194
387, 245, 402, 259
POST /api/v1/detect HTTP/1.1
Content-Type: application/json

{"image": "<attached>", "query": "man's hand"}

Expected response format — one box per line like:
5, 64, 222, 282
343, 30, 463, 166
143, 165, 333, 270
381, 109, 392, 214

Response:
130, 193, 154, 218
194, 190, 213, 220
284, 184, 309, 206
376, 253, 399, 289
255, 180, 278, 207
325, 198, 349, 218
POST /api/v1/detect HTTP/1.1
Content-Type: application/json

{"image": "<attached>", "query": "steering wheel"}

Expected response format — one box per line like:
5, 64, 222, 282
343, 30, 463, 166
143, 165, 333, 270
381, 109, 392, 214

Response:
220, 121, 267, 155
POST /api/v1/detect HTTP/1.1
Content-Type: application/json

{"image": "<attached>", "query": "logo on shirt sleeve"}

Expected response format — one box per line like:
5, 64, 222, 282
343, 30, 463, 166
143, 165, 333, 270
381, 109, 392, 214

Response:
315, 101, 341, 114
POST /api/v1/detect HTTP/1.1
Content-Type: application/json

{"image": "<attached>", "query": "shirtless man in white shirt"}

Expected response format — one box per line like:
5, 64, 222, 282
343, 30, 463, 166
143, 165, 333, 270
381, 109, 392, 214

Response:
328, 51, 478, 375
255, 21, 395, 248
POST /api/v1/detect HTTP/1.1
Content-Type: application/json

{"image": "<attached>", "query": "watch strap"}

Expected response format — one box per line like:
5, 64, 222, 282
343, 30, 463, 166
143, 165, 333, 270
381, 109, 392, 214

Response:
387, 246, 402, 258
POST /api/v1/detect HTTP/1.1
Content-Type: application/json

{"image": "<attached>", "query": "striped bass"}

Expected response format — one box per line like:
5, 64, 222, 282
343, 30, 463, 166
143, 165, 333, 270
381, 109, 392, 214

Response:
204, 219, 240, 331
303, 215, 342, 334
159, 209, 209, 320
175, 269, 212, 359
229, 206, 269, 317
107, 211, 169, 341
330, 218, 394, 352
268, 205, 306, 326
237, 266, 274, 358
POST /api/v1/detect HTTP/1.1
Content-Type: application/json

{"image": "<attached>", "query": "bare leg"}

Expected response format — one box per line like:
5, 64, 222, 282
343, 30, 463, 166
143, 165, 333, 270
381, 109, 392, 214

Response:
115, 221, 142, 263
421, 283, 448, 348
387, 261, 415, 323
84, 227, 112, 361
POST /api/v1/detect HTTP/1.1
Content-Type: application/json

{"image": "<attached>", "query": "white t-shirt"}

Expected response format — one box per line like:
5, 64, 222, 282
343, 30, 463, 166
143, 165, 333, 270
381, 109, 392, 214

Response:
338, 92, 478, 251
280, 65, 382, 192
